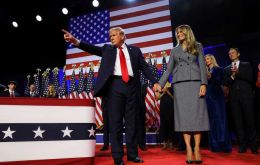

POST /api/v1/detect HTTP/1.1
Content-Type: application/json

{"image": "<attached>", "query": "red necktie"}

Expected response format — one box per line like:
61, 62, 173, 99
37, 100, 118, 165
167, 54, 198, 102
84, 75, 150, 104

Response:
118, 47, 129, 83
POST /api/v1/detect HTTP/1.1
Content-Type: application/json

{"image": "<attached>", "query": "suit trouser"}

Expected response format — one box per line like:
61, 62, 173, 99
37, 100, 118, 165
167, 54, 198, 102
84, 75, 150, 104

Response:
106, 77, 138, 160
137, 97, 146, 147
231, 97, 256, 147
102, 97, 109, 145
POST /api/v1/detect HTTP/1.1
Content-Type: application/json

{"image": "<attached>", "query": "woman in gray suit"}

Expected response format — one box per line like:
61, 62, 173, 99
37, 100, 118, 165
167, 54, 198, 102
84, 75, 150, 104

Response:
154, 25, 209, 164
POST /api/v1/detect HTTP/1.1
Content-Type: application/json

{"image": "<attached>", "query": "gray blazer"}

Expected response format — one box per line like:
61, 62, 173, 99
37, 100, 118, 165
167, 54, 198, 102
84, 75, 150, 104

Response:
159, 43, 207, 87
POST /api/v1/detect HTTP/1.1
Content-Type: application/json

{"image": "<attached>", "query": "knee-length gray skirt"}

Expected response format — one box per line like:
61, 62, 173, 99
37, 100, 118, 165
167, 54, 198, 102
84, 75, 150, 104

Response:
173, 81, 209, 132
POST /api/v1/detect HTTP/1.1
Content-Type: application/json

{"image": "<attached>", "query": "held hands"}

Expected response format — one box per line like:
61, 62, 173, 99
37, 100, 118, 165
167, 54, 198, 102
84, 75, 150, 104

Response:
62, 29, 80, 46
199, 84, 206, 97
153, 83, 162, 100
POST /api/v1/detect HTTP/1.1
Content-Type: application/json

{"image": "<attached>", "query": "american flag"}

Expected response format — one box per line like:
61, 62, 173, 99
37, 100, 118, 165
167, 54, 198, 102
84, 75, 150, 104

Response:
78, 64, 88, 99
86, 65, 103, 129
65, 0, 173, 77
42, 68, 50, 97
52, 67, 60, 94
34, 68, 41, 96
161, 51, 168, 76
24, 75, 30, 96
59, 68, 67, 99
0, 98, 96, 165
69, 66, 78, 99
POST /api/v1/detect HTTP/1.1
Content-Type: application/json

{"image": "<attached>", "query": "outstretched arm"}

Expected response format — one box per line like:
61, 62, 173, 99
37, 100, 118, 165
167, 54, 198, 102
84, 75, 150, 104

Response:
62, 29, 102, 56
62, 29, 80, 46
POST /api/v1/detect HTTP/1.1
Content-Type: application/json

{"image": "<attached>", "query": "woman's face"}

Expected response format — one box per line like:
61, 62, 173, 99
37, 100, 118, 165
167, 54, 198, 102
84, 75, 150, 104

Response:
205, 56, 212, 66
176, 29, 186, 42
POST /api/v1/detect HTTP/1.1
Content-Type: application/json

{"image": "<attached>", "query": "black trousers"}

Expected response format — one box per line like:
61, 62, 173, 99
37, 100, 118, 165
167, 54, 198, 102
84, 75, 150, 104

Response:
231, 97, 256, 147
137, 96, 147, 147
106, 77, 138, 160
102, 97, 109, 145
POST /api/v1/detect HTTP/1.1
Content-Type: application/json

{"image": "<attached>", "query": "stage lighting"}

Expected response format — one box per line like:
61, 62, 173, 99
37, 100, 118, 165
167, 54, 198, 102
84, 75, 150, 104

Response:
36, 15, 42, 22
12, 21, 18, 28
92, 0, 99, 7
62, 8, 69, 15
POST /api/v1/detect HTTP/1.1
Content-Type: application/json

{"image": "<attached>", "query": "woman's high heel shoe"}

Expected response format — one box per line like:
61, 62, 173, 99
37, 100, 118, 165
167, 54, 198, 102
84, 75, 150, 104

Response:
194, 160, 202, 164
194, 147, 202, 164
186, 160, 193, 164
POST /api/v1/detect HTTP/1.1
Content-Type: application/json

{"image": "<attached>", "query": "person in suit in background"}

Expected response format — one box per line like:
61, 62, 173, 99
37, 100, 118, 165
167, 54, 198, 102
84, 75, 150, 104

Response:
63, 27, 158, 165
137, 83, 148, 151
158, 81, 174, 150
0, 80, 20, 97
223, 48, 259, 154
205, 54, 232, 153
24, 83, 39, 97
154, 24, 209, 164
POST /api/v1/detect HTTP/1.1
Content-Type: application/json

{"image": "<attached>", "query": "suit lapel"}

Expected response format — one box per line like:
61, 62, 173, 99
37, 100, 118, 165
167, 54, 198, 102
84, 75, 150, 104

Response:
111, 46, 117, 65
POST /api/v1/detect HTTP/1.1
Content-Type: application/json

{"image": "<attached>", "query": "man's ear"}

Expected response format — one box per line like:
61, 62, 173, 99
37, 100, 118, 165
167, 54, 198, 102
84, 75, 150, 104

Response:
238, 53, 240, 57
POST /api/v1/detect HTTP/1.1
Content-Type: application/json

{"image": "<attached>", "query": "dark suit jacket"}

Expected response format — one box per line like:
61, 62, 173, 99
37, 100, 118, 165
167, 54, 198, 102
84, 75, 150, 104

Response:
224, 62, 254, 99
1, 90, 20, 97
24, 93, 40, 97
78, 42, 157, 97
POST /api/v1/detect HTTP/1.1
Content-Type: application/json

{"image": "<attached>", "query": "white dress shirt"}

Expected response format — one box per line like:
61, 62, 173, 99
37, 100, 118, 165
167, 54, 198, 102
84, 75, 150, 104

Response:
232, 60, 240, 69
113, 43, 134, 77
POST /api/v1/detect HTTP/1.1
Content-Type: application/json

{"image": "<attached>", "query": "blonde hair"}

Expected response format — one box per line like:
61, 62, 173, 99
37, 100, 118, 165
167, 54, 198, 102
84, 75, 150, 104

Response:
47, 84, 56, 97
109, 27, 126, 40
175, 24, 198, 55
205, 54, 219, 67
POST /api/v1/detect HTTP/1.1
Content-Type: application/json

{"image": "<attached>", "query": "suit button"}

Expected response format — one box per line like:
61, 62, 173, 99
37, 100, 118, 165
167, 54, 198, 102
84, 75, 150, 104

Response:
187, 64, 189, 65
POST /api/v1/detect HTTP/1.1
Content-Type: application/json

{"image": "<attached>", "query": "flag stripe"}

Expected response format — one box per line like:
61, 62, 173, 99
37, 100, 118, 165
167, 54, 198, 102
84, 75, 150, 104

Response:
0, 140, 95, 162
110, 0, 169, 16
111, 16, 171, 30
0, 157, 94, 165
110, 5, 169, 21
0, 105, 95, 123
110, 10, 170, 27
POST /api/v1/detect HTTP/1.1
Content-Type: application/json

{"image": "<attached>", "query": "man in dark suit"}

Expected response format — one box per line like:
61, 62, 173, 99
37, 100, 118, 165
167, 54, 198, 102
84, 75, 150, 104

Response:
224, 48, 258, 154
0, 80, 20, 97
24, 83, 40, 97
63, 27, 158, 165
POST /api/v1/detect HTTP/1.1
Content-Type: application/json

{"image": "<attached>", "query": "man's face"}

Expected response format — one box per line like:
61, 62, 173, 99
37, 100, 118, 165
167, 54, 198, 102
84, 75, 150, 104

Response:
8, 83, 16, 91
228, 49, 240, 61
29, 84, 36, 92
109, 30, 124, 47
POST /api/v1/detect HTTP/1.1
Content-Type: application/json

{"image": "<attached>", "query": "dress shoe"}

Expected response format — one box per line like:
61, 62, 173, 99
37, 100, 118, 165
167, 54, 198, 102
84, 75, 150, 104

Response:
250, 146, 259, 154
100, 145, 109, 151
139, 145, 148, 151
238, 146, 247, 153
127, 156, 144, 163
114, 159, 125, 165
194, 160, 202, 164
186, 160, 193, 164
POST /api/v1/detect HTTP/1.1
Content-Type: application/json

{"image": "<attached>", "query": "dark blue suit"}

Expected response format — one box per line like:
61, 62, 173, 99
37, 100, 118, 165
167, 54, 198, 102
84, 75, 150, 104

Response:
78, 42, 157, 161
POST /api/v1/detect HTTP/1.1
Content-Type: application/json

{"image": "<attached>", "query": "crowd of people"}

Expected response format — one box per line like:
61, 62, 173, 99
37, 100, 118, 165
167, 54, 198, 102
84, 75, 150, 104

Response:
1, 24, 259, 165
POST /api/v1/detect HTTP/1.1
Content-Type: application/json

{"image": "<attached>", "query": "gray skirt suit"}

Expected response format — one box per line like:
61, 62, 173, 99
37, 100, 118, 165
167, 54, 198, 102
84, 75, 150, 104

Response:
159, 43, 209, 132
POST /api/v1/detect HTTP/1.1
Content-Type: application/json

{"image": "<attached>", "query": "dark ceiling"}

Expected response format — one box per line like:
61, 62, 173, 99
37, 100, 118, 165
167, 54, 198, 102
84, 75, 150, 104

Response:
0, 0, 259, 83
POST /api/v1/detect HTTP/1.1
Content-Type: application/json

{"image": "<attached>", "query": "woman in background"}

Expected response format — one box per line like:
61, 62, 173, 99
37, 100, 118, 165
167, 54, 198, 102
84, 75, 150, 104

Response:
46, 84, 58, 98
205, 54, 232, 153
